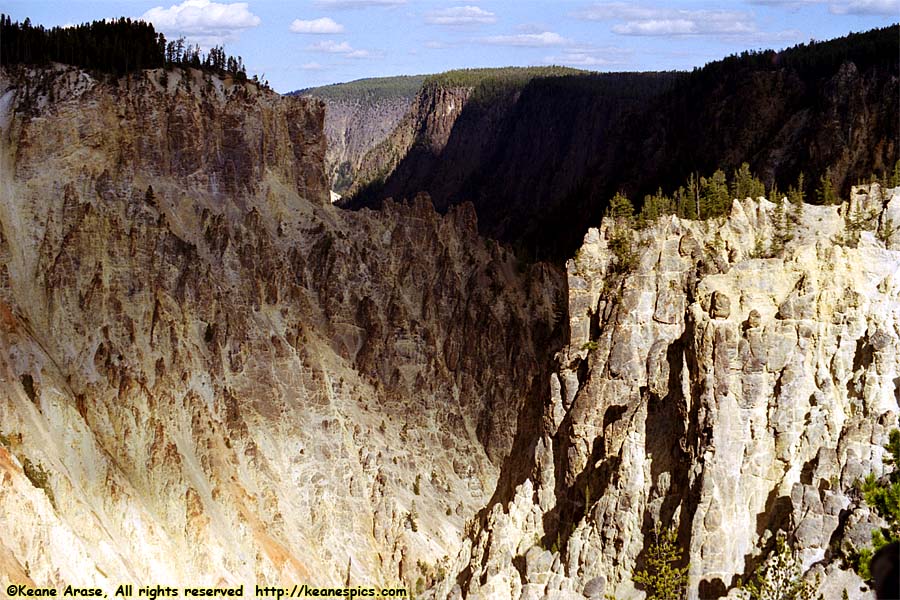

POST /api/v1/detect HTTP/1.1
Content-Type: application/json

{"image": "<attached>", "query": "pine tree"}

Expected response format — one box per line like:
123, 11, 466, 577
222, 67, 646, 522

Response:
771, 199, 793, 256
739, 534, 822, 600
700, 169, 729, 219
674, 185, 697, 220
815, 169, 839, 205
852, 429, 900, 579
769, 181, 782, 204
732, 163, 765, 201
638, 188, 674, 228
787, 173, 805, 206
607, 192, 634, 222
688, 173, 700, 220
633, 525, 689, 600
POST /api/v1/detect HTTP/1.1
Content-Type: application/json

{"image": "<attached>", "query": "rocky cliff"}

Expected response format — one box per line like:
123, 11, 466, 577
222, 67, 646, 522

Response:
429, 186, 900, 599
349, 84, 475, 200
347, 26, 899, 262
0, 64, 560, 590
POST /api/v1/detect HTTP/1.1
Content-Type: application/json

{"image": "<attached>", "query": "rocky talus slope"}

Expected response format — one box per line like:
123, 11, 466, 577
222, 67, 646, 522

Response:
429, 188, 900, 599
0, 65, 560, 589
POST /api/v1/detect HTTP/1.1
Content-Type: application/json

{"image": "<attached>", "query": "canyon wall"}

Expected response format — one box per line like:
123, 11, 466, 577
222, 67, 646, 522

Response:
0, 64, 560, 590
296, 76, 424, 196
1, 47, 898, 600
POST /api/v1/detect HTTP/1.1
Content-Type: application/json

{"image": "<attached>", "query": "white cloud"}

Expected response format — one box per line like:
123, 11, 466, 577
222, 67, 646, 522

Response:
829, 0, 900, 14
141, 0, 260, 45
312, 0, 406, 8
574, 4, 764, 37
546, 52, 614, 67
613, 14, 756, 36
301, 61, 324, 70
308, 40, 375, 58
480, 31, 570, 47
573, 3, 662, 20
290, 17, 345, 34
746, 0, 821, 5
544, 45, 632, 68
308, 40, 353, 53
425, 6, 497, 26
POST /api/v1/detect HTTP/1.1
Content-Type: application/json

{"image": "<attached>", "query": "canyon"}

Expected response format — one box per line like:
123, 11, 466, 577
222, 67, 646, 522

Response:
0, 25, 899, 600
296, 75, 424, 197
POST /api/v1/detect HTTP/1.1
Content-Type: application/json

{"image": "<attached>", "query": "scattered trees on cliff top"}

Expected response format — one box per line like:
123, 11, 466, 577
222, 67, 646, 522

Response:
423, 66, 585, 89
0, 14, 248, 82
423, 66, 588, 105
621, 162, 775, 226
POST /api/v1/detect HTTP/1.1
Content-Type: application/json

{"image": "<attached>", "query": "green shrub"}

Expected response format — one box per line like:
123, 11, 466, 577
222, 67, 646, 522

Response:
877, 218, 895, 245
815, 170, 840, 205
22, 457, 56, 509
608, 227, 637, 274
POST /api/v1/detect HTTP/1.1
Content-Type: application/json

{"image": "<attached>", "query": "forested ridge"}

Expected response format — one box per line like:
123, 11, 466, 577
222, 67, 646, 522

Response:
294, 75, 427, 102
0, 14, 250, 81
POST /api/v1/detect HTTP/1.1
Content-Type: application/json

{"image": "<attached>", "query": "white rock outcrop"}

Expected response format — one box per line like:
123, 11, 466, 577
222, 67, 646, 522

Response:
440, 189, 899, 600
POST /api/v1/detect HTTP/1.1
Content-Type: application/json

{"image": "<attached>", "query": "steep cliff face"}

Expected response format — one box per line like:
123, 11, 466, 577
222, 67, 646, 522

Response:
0, 65, 560, 589
8, 65, 328, 212
348, 27, 899, 261
431, 187, 900, 599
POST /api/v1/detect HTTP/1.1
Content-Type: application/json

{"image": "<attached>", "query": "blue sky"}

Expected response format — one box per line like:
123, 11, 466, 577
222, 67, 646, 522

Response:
3, 1, 898, 92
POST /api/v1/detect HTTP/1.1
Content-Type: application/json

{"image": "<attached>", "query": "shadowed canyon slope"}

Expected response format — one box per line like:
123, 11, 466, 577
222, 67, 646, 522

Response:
346, 27, 899, 261
0, 65, 560, 589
